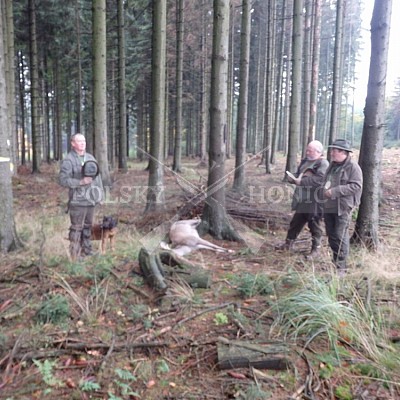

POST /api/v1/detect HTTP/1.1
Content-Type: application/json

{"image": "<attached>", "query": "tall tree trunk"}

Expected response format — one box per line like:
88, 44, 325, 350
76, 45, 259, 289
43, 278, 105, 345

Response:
92, 0, 111, 186
301, 0, 312, 155
352, 0, 392, 250
199, 0, 208, 165
167, 90, 174, 157
281, 0, 293, 154
226, 3, 235, 160
108, 60, 116, 168
271, 0, 287, 164
285, 0, 303, 176
164, 65, 169, 159
4, 0, 17, 171
308, 0, 321, 142
201, 0, 240, 241
173, 0, 184, 172
328, 0, 345, 147
320, 38, 331, 144
43, 56, 50, 163
54, 61, 62, 160
145, 0, 166, 212
75, 0, 82, 133
136, 84, 145, 161
18, 51, 27, 165
253, 14, 265, 154
118, 0, 127, 172
263, 0, 276, 173
0, 9, 21, 252
233, 0, 251, 192
29, 0, 41, 173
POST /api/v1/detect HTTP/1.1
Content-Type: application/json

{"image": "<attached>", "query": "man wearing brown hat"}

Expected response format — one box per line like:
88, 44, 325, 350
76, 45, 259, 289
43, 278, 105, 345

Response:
322, 139, 363, 272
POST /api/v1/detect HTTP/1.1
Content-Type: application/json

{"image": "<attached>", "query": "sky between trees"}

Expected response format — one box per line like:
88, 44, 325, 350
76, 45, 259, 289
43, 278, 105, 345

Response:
354, 0, 399, 108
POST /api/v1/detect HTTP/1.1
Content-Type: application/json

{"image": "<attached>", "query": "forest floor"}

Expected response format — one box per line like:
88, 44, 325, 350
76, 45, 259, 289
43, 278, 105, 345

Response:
1, 148, 400, 400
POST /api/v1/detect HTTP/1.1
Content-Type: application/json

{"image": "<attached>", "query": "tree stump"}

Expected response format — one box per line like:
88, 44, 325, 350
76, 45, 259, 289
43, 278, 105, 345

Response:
138, 248, 212, 291
138, 248, 167, 291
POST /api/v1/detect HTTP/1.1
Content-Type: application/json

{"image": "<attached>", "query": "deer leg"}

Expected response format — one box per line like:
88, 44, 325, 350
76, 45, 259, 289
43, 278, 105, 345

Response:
195, 237, 227, 252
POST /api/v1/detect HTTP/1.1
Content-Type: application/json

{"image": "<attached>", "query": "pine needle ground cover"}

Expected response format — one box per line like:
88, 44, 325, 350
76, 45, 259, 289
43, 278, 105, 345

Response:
1, 149, 400, 399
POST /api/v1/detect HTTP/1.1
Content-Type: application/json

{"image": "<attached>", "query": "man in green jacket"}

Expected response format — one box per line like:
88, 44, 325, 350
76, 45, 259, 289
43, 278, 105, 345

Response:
59, 134, 104, 261
323, 139, 363, 272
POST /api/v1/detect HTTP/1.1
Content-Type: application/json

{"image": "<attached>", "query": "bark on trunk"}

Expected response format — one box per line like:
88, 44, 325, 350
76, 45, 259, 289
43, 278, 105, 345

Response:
352, 0, 392, 250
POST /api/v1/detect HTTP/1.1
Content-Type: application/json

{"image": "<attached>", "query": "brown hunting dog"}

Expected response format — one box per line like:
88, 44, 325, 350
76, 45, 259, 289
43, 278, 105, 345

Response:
91, 216, 118, 254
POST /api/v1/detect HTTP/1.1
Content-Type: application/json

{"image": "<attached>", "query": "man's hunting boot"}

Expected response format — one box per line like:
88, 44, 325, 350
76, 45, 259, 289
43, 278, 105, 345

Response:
306, 238, 321, 259
81, 227, 95, 256
275, 239, 295, 251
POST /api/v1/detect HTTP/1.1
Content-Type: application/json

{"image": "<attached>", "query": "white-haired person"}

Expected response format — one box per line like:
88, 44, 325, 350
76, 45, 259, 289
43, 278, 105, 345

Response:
276, 140, 329, 257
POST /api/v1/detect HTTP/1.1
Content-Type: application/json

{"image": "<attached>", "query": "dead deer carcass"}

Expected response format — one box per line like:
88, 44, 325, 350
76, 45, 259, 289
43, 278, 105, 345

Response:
163, 219, 233, 257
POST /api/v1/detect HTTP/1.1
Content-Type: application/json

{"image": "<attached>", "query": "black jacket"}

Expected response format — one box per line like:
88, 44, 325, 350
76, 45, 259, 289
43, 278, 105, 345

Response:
291, 157, 329, 215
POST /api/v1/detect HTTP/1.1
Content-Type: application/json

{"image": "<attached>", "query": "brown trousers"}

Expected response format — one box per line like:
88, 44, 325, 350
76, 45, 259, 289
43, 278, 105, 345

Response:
286, 212, 324, 250
68, 206, 95, 260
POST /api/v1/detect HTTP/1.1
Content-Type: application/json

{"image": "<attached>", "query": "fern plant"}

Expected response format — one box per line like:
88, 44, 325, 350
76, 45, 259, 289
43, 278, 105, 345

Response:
79, 379, 101, 392
33, 359, 63, 387
107, 368, 139, 399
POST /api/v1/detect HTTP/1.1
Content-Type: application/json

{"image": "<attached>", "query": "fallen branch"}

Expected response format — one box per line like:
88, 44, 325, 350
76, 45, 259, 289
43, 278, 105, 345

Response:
126, 282, 153, 300
109, 269, 152, 301
60, 340, 169, 351
97, 334, 116, 377
175, 302, 235, 326
10, 340, 170, 363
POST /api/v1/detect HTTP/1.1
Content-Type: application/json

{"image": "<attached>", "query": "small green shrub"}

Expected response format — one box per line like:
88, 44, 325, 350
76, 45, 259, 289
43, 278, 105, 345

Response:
129, 304, 148, 322
352, 362, 382, 378
35, 294, 70, 324
214, 312, 229, 325
334, 384, 353, 400
65, 261, 92, 278
0, 331, 8, 351
233, 273, 273, 298
46, 256, 64, 268
93, 256, 114, 280
156, 359, 170, 375
319, 362, 335, 379
243, 383, 271, 399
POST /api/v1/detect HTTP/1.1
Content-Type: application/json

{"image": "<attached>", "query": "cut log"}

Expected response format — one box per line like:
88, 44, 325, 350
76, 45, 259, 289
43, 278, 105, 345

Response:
217, 337, 292, 370
182, 272, 212, 289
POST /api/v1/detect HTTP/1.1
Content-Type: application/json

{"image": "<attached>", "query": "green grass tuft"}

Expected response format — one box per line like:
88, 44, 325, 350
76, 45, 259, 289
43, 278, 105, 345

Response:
233, 272, 274, 298
35, 294, 70, 324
